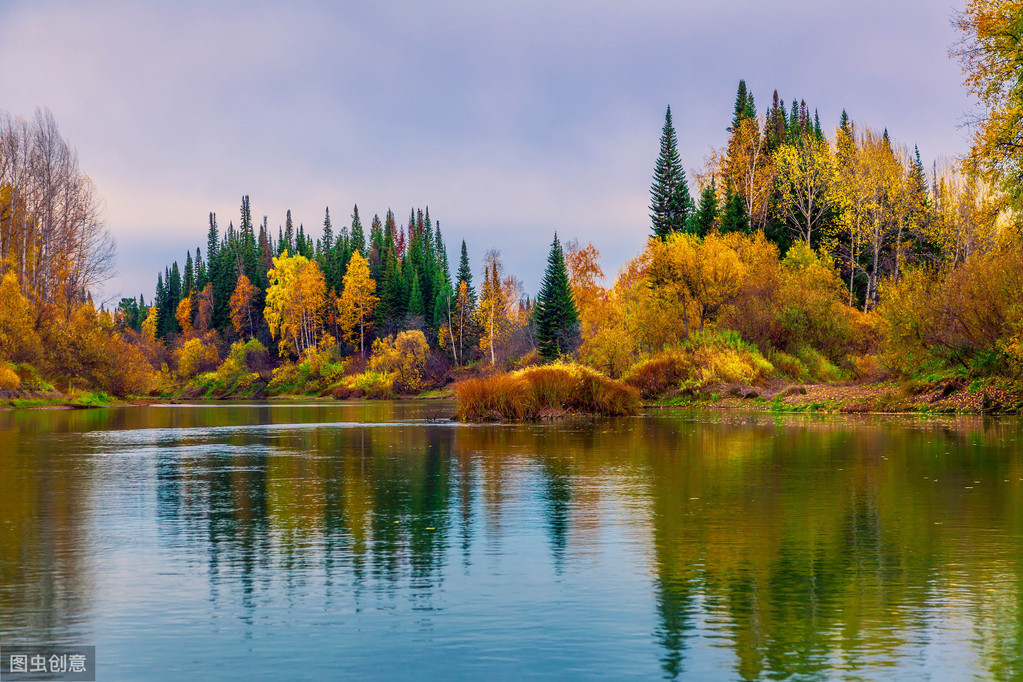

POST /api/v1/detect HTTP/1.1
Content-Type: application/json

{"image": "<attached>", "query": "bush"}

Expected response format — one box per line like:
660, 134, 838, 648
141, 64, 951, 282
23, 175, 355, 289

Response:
175, 337, 220, 379
0, 365, 20, 390
340, 370, 395, 399
622, 331, 775, 399
370, 330, 429, 393
455, 363, 640, 421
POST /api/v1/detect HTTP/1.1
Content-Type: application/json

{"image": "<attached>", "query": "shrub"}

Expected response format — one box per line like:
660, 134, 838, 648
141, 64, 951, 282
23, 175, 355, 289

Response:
175, 337, 220, 379
0, 365, 20, 390
341, 370, 395, 399
622, 331, 775, 398
370, 330, 429, 393
455, 363, 639, 421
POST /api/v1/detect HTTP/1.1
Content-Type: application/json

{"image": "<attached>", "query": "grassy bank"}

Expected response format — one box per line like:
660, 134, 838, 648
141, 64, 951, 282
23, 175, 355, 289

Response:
455, 363, 640, 421
651, 377, 1023, 415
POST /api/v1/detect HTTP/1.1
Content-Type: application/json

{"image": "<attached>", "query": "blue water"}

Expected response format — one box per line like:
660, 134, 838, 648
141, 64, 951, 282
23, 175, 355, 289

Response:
2, 402, 1022, 679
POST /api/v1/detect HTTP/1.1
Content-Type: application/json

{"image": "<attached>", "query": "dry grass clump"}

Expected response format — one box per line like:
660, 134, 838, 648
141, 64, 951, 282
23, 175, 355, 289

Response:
455, 363, 639, 421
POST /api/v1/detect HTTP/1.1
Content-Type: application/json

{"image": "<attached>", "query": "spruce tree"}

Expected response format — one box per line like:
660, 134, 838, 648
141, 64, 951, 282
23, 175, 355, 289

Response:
649, 106, 693, 239
720, 182, 749, 234
534, 234, 580, 360
692, 181, 719, 237
457, 240, 476, 304
350, 205, 365, 256
206, 213, 219, 263
183, 251, 194, 295
731, 80, 756, 129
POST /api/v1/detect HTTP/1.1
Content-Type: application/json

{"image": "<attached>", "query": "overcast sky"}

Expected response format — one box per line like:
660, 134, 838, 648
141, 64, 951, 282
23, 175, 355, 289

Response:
0, 0, 971, 303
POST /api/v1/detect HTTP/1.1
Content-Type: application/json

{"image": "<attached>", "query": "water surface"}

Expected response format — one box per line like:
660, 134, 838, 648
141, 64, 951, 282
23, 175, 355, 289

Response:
1, 402, 1022, 679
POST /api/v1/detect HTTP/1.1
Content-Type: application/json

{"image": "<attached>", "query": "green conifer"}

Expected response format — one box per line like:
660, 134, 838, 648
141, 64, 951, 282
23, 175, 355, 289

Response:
649, 106, 693, 239
534, 234, 580, 360
692, 181, 719, 237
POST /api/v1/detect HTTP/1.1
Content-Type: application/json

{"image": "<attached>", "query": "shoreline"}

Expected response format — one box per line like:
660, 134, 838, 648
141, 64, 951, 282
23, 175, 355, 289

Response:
4, 381, 1021, 416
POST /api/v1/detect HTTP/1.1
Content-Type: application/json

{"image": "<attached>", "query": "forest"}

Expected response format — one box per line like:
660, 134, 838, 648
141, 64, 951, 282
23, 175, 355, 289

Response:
0, 0, 1021, 412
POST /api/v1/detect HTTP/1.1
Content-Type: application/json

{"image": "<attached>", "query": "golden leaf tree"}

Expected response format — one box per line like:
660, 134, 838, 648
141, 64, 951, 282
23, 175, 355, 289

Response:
337, 251, 378, 355
175, 294, 193, 335
564, 239, 607, 340
264, 252, 326, 357
773, 137, 838, 245
0, 270, 41, 363
953, 0, 1023, 209
723, 117, 775, 231
229, 274, 258, 338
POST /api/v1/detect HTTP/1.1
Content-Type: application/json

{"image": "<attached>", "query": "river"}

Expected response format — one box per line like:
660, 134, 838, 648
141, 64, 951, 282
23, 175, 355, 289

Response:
1, 402, 1021, 679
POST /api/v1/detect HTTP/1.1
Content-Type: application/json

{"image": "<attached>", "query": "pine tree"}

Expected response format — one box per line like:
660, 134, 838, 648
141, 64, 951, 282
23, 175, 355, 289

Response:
649, 106, 694, 239
350, 205, 365, 256
731, 80, 756, 129
692, 181, 719, 237
206, 213, 218, 262
284, 210, 295, 254
534, 234, 580, 360
456, 240, 476, 305
183, 251, 194, 296
408, 270, 425, 319
720, 181, 749, 234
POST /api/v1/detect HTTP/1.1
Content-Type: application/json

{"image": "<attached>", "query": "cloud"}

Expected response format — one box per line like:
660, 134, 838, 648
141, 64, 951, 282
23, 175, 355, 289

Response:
0, 0, 970, 300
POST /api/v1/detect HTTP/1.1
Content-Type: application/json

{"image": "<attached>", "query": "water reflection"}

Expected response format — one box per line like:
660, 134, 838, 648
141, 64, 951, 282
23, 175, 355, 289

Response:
1, 405, 1022, 678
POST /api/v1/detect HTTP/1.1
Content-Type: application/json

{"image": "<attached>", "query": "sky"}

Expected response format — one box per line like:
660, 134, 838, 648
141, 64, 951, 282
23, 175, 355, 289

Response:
0, 0, 972, 304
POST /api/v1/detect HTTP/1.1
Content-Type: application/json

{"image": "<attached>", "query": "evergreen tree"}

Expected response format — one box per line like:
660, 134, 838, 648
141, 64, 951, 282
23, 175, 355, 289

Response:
692, 181, 719, 237
731, 80, 756, 129
195, 248, 206, 288
720, 182, 749, 234
649, 106, 694, 239
284, 210, 295, 254
206, 213, 219, 264
534, 234, 580, 360
457, 240, 476, 305
408, 270, 425, 319
350, 205, 366, 256
839, 109, 852, 137
183, 251, 194, 296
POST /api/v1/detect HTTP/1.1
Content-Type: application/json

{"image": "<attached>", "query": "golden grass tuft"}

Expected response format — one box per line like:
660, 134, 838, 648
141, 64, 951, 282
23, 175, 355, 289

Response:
455, 363, 639, 421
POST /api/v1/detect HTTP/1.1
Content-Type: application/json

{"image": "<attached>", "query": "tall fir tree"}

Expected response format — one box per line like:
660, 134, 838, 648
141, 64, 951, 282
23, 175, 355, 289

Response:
649, 105, 694, 239
350, 205, 365, 256
731, 80, 756, 129
720, 181, 749, 234
534, 234, 580, 360
457, 240, 476, 305
183, 251, 194, 296
692, 181, 719, 237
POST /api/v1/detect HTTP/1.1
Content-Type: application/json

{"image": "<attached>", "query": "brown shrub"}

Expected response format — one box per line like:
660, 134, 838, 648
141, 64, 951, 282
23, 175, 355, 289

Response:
455, 363, 639, 421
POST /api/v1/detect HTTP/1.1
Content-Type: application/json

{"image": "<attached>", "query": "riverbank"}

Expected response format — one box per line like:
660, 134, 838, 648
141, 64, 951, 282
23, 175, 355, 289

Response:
653, 378, 1023, 415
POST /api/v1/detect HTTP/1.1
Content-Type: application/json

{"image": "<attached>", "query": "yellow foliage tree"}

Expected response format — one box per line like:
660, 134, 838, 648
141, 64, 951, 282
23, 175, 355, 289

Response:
265, 252, 326, 357
723, 117, 775, 230
176, 337, 220, 379
195, 285, 213, 334
953, 0, 1023, 209
229, 274, 258, 338
337, 251, 378, 355
0, 270, 41, 363
175, 294, 193, 335
564, 239, 606, 340
370, 329, 430, 393
773, 137, 838, 244
141, 306, 158, 344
